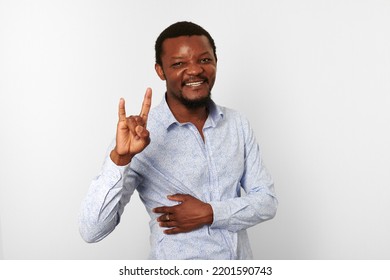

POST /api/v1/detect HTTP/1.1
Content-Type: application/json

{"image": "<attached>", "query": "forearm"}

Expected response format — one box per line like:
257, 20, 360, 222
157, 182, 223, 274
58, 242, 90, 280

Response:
79, 157, 134, 242
209, 186, 278, 232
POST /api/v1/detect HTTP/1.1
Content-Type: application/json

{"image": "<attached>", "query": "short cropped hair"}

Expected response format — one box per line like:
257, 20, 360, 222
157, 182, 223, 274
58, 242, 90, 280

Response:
155, 21, 217, 66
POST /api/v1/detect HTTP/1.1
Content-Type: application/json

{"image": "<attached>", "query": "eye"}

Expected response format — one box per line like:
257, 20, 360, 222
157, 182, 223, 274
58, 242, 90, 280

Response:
171, 62, 184, 68
200, 58, 212, 64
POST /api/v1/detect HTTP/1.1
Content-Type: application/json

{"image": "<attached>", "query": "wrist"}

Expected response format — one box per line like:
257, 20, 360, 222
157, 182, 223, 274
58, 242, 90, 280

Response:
203, 203, 214, 225
110, 149, 133, 166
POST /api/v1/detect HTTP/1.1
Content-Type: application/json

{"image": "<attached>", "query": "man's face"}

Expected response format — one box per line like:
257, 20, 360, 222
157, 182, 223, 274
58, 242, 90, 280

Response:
155, 35, 217, 108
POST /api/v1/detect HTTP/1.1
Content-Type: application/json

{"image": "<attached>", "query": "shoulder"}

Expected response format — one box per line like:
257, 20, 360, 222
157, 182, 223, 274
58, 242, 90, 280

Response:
216, 103, 251, 129
214, 104, 257, 147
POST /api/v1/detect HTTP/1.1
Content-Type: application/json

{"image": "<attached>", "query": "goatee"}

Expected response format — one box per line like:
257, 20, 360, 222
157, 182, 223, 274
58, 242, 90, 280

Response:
179, 92, 212, 109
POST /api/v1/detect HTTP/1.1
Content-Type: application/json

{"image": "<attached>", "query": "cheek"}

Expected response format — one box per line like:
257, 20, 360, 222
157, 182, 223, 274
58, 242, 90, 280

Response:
206, 65, 217, 76
166, 70, 185, 85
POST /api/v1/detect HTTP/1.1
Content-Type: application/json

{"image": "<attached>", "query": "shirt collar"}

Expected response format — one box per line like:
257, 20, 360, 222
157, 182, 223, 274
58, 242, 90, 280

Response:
155, 95, 224, 130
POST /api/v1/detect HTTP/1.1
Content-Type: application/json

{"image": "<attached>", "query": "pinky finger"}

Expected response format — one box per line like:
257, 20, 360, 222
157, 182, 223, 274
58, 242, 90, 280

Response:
118, 98, 127, 122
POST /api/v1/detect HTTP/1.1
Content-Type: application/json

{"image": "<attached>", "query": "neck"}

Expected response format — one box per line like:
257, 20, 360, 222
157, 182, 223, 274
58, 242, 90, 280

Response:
166, 93, 209, 141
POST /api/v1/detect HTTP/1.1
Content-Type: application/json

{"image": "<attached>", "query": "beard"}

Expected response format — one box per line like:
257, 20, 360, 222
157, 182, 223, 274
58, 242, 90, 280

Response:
178, 91, 212, 109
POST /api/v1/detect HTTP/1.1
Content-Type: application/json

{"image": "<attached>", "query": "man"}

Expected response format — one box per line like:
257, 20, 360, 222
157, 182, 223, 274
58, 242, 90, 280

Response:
79, 21, 277, 259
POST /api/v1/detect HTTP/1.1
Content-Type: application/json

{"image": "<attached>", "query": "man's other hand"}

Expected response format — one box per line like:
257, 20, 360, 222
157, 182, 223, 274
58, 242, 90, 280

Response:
153, 194, 214, 234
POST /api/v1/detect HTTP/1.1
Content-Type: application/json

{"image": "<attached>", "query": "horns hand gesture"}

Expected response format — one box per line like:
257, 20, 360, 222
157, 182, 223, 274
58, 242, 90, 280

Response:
110, 88, 152, 166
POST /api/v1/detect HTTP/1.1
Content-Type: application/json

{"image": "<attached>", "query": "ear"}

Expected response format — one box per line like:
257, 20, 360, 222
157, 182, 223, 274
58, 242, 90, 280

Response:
155, 63, 166, 81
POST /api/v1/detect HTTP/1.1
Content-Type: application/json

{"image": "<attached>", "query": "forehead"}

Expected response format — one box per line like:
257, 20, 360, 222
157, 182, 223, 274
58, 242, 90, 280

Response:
161, 35, 213, 58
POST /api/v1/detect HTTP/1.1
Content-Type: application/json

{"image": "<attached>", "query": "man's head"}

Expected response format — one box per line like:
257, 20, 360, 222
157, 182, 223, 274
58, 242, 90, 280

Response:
154, 22, 217, 109
155, 21, 217, 67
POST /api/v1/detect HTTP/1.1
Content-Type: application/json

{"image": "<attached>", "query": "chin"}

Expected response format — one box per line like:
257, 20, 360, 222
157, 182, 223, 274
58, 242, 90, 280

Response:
181, 92, 212, 109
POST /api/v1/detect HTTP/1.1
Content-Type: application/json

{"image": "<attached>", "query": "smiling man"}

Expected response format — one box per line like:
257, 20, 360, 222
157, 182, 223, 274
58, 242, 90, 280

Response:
79, 21, 277, 259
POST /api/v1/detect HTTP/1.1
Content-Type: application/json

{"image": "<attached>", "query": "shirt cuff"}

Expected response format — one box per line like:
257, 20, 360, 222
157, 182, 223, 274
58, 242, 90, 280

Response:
209, 200, 231, 229
97, 155, 131, 190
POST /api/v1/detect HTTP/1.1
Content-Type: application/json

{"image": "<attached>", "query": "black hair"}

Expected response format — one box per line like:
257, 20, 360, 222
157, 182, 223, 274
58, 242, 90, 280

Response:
155, 21, 217, 66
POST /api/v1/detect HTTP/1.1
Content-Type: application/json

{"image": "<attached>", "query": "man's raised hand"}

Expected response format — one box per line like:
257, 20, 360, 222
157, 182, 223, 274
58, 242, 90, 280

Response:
110, 88, 152, 166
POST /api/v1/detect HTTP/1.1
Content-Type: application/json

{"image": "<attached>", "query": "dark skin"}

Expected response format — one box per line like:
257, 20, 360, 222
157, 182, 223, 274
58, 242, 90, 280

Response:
111, 35, 216, 234
154, 35, 217, 139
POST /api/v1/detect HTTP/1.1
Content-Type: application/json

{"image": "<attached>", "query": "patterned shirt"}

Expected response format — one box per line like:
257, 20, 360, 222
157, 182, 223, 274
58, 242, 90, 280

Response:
79, 96, 277, 259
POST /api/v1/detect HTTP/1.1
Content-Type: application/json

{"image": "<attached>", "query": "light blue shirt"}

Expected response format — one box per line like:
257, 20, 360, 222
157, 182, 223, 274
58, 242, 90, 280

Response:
79, 97, 277, 259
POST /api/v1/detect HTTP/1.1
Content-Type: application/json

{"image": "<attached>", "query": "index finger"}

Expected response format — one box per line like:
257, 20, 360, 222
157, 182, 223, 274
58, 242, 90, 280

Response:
153, 205, 174, 214
140, 87, 152, 122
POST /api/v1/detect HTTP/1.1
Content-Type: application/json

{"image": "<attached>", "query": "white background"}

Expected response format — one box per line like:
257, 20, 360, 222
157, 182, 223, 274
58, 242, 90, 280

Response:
1, 0, 389, 259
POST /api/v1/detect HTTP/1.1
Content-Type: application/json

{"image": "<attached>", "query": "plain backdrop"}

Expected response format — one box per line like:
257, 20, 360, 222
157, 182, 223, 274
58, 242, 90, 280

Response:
1, 0, 389, 259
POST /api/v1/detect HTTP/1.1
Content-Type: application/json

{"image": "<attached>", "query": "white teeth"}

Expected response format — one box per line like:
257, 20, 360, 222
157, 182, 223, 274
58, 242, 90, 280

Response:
186, 81, 204, 87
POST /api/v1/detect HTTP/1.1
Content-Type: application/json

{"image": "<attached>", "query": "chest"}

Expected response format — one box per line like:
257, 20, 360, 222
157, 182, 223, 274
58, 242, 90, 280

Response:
140, 122, 246, 201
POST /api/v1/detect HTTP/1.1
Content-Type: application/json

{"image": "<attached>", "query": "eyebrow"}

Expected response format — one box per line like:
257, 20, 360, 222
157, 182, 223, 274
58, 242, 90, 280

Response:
170, 51, 212, 60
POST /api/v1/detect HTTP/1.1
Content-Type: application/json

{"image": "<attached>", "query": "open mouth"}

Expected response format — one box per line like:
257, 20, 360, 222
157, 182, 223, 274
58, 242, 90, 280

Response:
183, 79, 207, 87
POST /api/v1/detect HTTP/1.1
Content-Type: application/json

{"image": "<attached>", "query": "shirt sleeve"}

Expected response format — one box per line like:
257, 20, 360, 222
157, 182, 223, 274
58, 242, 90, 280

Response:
209, 115, 278, 233
78, 142, 140, 243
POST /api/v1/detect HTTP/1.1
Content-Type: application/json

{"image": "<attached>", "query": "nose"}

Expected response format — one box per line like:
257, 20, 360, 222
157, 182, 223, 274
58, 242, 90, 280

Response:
186, 62, 203, 76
